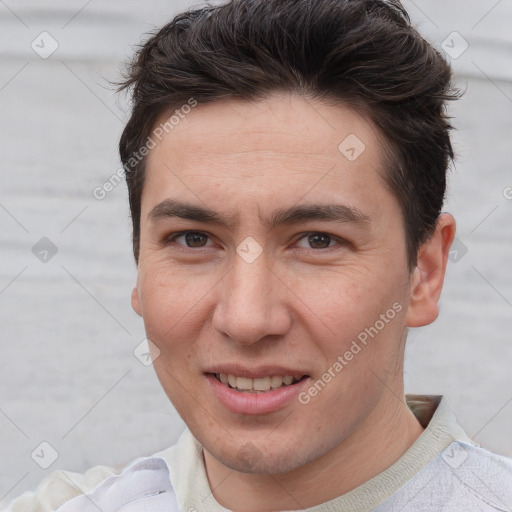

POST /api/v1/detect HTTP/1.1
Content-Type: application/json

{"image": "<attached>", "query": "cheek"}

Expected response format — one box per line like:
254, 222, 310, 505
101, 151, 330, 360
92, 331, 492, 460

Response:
298, 264, 401, 329
304, 266, 408, 377
137, 262, 202, 345
138, 266, 204, 406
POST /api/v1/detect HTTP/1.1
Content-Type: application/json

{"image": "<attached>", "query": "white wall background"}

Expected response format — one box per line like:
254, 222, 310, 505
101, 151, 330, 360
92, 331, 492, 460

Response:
0, 0, 511, 504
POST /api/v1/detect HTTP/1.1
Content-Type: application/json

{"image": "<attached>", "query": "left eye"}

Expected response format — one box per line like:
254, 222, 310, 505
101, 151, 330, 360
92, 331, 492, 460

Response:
295, 232, 342, 250
167, 231, 213, 248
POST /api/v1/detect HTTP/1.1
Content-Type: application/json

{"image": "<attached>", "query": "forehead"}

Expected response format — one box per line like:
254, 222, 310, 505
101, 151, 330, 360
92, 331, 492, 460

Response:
142, 93, 395, 224
149, 93, 381, 161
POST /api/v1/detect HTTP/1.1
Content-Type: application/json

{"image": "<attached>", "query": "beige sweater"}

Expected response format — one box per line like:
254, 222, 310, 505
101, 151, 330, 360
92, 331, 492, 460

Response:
4, 395, 510, 512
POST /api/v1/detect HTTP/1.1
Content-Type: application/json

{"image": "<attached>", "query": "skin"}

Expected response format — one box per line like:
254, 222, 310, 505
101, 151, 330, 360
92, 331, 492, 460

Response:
131, 92, 456, 511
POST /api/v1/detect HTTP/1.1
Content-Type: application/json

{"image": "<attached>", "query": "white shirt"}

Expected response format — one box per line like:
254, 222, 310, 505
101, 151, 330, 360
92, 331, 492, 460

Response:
3, 395, 512, 512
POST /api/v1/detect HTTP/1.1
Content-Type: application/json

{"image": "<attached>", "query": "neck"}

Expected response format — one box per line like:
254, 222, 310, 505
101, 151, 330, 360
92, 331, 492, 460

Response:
203, 393, 425, 511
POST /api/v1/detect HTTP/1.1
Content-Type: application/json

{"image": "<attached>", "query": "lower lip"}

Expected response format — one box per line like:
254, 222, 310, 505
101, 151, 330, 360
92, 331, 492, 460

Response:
206, 374, 309, 415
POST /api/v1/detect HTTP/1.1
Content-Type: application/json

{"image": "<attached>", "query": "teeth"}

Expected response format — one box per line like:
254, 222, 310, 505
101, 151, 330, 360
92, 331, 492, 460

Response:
253, 377, 270, 391
227, 374, 237, 388
217, 373, 302, 392
270, 375, 283, 388
236, 377, 253, 391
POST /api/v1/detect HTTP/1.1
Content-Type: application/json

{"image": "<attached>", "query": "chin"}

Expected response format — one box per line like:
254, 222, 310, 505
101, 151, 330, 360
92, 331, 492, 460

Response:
218, 447, 303, 475
203, 433, 318, 475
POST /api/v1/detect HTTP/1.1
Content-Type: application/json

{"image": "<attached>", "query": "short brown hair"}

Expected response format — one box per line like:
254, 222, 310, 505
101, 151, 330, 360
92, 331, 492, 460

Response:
118, 0, 459, 267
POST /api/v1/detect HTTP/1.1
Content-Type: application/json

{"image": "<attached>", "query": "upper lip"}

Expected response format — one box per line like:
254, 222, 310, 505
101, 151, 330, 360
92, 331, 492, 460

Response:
204, 364, 309, 380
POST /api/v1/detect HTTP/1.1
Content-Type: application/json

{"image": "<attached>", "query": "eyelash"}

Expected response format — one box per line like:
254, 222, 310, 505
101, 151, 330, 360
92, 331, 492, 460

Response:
164, 231, 347, 252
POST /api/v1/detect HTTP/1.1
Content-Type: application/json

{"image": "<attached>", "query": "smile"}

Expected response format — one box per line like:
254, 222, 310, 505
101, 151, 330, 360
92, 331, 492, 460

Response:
213, 373, 307, 393
206, 372, 310, 415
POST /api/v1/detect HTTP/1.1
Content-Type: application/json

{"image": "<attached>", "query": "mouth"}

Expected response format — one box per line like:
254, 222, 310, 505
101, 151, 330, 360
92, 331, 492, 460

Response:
205, 370, 310, 415
210, 372, 309, 393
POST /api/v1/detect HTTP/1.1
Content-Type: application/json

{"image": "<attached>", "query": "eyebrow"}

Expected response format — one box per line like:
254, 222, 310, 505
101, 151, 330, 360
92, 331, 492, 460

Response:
147, 199, 371, 230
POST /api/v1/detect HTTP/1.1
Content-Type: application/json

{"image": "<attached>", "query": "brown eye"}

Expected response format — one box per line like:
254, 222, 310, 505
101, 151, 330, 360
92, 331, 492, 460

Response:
184, 232, 208, 247
296, 232, 339, 250
167, 231, 212, 248
307, 233, 332, 249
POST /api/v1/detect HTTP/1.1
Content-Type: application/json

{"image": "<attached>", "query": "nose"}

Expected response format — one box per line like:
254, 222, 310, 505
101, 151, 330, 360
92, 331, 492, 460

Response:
212, 250, 292, 345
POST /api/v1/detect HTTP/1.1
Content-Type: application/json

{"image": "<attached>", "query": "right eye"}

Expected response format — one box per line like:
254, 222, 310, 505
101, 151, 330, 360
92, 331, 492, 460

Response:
165, 231, 214, 249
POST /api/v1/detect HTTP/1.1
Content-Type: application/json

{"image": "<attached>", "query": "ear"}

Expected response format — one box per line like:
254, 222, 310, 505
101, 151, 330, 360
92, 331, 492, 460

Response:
131, 285, 142, 317
405, 213, 456, 328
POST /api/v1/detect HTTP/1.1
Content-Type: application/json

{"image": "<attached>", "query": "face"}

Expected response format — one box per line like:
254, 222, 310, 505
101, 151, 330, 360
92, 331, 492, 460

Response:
132, 93, 416, 475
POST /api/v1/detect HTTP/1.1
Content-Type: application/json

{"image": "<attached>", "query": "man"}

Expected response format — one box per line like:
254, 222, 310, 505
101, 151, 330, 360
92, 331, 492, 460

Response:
5, 0, 512, 511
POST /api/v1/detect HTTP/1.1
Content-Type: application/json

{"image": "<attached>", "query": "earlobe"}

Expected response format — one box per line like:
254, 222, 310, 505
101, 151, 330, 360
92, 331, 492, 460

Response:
405, 213, 456, 328
131, 286, 142, 317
